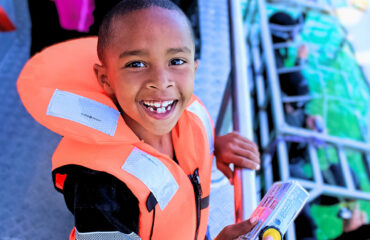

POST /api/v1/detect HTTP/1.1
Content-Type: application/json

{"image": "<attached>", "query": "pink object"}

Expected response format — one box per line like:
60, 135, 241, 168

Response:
53, 0, 95, 33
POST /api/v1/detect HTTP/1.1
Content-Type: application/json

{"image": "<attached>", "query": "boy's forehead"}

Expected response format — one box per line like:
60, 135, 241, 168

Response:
107, 7, 194, 52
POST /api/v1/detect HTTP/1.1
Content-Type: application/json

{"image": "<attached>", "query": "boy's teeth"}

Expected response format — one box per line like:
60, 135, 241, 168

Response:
144, 102, 175, 114
163, 101, 172, 107
157, 107, 166, 113
143, 100, 174, 108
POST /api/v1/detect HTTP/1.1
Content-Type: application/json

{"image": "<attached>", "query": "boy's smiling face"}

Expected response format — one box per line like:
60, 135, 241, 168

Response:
95, 7, 197, 139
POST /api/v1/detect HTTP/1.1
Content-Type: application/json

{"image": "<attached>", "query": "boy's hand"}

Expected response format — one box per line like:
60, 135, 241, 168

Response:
298, 44, 308, 59
214, 132, 260, 184
343, 209, 367, 232
215, 217, 272, 240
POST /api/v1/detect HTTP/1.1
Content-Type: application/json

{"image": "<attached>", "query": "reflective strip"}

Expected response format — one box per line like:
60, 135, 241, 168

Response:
187, 100, 214, 154
122, 147, 179, 210
75, 229, 141, 240
46, 89, 120, 136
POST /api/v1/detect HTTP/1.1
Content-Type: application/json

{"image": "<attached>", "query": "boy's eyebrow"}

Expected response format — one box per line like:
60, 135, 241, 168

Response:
119, 47, 191, 59
119, 50, 149, 58
167, 47, 191, 54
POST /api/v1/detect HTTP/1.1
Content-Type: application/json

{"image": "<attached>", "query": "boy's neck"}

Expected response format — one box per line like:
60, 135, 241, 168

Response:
142, 133, 174, 159
121, 112, 174, 159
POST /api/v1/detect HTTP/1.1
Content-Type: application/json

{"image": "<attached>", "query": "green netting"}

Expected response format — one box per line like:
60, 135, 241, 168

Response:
311, 204, 343, 239
346, 150, 370, 191
264, 3, 370, 239
299, 12, 370, 142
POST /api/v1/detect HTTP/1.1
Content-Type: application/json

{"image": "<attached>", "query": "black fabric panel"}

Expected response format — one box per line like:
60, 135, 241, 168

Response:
54, 165, 139, 234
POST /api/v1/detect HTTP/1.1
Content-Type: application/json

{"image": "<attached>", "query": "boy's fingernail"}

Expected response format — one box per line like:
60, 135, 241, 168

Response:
256, 164, 260, 170
250, 216, 258, 223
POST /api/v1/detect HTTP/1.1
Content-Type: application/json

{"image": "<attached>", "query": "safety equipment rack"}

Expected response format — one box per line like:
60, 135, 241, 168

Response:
217, 0, 370, 239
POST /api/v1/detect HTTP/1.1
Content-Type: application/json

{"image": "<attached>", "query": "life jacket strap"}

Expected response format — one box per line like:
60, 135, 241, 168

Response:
200, 195, 209, 210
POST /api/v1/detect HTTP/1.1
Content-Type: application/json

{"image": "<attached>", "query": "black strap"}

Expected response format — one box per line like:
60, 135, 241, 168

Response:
146, 192, 158, 212
149, 207, 156, 240
146, 193, 158, 240
200, 195, 209, 210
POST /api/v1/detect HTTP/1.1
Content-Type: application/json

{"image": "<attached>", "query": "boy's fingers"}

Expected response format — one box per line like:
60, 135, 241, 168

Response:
232, 133, 259, 153
228, 217, 258, 239
234, 139, 260, 158
215, 216, 258, 240
216, 162, 233, 182
231, 146, 260, 164
361, 211, 367, 222
229, 155, 260, 170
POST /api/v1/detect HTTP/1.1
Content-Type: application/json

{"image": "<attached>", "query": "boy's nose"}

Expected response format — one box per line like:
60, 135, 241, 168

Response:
146, 68, 173, 90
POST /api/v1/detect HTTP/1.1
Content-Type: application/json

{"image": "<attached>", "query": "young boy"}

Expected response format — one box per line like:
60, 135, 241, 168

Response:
18, 0, 263, 239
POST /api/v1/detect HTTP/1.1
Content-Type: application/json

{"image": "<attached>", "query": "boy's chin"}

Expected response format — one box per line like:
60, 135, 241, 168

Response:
149, 124, 176, 137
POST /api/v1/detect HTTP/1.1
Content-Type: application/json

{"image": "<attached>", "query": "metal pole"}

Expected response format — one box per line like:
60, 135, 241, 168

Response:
257, 0, 285, 130
215, 75, 232, 136
337, 147, 355, 190
308, 145, 323, 184
292, 178, 370, 201
281, 125, 370, 153
268, 0, 333, 13
228, 0, 257, 222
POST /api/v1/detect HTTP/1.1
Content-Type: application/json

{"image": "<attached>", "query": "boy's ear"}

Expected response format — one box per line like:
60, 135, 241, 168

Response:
93, 63, 114, 96
194, 59, 199, 72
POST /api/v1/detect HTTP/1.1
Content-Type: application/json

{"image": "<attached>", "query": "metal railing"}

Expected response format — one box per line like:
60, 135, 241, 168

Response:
216, 0, 258, 223
257, 0, 370, 196
249, 0, 370, 239
217, 0, 370, 239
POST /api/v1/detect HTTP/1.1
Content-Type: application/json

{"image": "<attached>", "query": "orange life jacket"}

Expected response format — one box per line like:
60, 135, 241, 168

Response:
17, 37, 214, 240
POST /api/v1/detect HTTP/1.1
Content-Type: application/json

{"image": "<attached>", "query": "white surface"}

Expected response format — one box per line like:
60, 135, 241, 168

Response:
335, 4, 370, 85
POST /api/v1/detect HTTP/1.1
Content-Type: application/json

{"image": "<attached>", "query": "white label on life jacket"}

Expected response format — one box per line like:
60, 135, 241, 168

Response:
46, 89, 120, 136
187, 100, 214, 154
122, 147, 179, 210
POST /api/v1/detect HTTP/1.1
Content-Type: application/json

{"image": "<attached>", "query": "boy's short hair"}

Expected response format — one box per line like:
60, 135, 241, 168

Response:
97, 0, 193, 64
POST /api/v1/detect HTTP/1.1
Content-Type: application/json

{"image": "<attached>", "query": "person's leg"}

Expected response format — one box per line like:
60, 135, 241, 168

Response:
173, 0, 201, 60
28, 0, 90, 55
294, 204, 318, 240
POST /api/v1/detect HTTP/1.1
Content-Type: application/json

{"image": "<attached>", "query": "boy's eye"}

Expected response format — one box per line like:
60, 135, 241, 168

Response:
170, 59, 186, 66
125, 61, 146, 68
